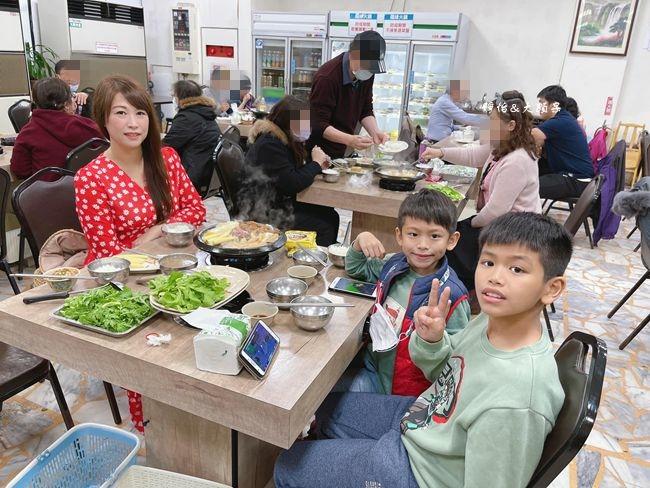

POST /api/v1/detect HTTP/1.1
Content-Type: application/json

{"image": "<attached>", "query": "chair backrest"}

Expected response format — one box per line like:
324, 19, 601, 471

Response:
0, 168, 13, 260
8, 99, 32, 133
641, 130, 650, 178
222, 125, 241, 145
64, 137, 110, 173
610, 121, 645, 150
213, 138, 245, 217
527, 331, 607, 488
12, 167, 81, 265
564, 174, 604, 237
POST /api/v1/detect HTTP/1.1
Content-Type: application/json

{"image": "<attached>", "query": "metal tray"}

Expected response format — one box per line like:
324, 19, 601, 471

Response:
194, 222, 287, 257
50, 306, 160, 337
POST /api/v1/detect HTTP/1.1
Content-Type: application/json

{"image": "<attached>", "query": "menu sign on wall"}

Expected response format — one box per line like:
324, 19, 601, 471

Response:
383, 13, 414, 38
348, 12, 378, 36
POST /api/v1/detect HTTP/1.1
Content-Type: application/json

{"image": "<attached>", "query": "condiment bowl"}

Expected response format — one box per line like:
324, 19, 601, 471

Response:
159, 253, 198, 275
88, 257, 131, 284
162, 222, 195, 247
327, 244, 348, 268
292, 249, 328, 272
241, 302, 279, 326
322, 169, 340, 183
266, 277, 308, 303
290, 295, 334, 331
45, 267, 80, 292
287, 265, 318, 285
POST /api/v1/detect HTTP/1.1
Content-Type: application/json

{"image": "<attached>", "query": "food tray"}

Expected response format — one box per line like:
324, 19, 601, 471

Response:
149, 265, 250, 316
50, 305, 159, 337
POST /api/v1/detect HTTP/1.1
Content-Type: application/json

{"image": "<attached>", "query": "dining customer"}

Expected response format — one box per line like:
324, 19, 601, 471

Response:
55, 60, 92, 117
163, 79, 222, 194
11, 77, 103, 179
274, 212, 569, 488
307, 30, 388, 158
422, 90, 540, 293
240, 95, 339, 245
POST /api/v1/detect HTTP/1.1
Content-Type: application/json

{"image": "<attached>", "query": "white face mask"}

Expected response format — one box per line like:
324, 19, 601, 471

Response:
293, 128, 311, 142
69, 84, 79, 93
353, 70, 373, 81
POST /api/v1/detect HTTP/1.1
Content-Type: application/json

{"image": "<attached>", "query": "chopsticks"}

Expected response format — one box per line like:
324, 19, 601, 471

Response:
297, 243, 328, 267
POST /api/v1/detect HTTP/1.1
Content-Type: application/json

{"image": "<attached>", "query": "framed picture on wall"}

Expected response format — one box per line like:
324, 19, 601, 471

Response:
570, 0, 639, 55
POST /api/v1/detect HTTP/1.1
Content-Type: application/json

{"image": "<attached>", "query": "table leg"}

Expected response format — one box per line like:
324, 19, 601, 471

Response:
142, 397, 282, 487
351, 212, 400, 253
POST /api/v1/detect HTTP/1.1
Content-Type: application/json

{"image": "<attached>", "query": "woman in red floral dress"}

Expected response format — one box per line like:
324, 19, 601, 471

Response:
74, 75, 206, 432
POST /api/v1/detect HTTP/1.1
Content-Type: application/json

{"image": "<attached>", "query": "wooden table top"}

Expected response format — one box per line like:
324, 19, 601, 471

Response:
0, 238, 373, 448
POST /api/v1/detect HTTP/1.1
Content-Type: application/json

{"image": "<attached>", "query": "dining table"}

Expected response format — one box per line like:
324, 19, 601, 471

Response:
297, 135, 483, 252
0, 237, 374, 487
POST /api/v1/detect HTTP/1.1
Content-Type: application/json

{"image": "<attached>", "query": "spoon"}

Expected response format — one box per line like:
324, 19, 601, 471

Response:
296, 243, 328, 267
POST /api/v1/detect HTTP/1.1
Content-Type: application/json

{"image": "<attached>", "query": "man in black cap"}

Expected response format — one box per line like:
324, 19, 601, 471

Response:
307, 30, 389, 158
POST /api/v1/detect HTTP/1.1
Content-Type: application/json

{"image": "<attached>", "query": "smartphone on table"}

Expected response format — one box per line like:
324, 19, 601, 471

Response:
328, 276, 377, 299
238, 320, 280, 380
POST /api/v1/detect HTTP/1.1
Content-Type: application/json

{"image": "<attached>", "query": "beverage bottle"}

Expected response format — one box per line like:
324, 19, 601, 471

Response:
258, 97, 267, 111
278, 75, 284, 87
263, 51, 268, 67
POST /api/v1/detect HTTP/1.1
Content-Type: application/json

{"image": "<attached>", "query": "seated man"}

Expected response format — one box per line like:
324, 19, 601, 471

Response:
532, 85, 594, 200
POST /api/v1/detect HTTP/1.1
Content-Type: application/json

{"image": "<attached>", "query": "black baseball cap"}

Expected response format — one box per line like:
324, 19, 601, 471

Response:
350, 30, 386, 74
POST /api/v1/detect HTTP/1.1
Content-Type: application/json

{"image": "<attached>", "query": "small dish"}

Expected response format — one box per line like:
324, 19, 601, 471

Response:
266, 277, 308, 303
327, 244, 348, 268
162, 222, 195, 247
88, 257, 130, 284
287, 265, 318, 285
158, 253, 198, 274
322, 169, 340, 183
45, 267, 80, 292
241, 302, 279, 326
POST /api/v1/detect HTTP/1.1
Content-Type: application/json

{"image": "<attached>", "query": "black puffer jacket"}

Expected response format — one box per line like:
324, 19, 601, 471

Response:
163, 96, 221, 193
239, 119, 321, 228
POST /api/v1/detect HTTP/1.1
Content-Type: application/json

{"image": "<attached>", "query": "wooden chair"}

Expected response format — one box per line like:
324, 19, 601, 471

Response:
11, 166, 123, 424
65, 137, 110, 173
610, 122, 645, 183
527, 331, 607, 487
8, 99, 32, 133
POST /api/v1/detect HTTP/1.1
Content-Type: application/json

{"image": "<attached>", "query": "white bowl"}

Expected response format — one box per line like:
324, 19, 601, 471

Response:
241, 302, 279, 326
287, 265, 318, 285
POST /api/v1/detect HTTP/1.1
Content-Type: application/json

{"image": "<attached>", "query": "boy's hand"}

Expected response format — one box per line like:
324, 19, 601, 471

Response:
413, 279, 451, 343
354, 232, 385, 259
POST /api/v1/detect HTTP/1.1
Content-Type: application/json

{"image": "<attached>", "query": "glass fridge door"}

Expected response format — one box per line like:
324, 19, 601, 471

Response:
372, 42, 409, 138
407, 43, 454, 131
329, 39, 349, 60
290, 39, 324, 101
255, 37, 287, 107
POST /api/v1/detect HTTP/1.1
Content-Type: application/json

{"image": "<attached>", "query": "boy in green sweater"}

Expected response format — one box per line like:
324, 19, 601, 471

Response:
275, 212, 569, 488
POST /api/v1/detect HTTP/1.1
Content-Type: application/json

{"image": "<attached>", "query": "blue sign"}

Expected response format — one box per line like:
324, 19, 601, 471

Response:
350, 13, 378, 20
255, 39, 264, 49
384, 13, 414, 21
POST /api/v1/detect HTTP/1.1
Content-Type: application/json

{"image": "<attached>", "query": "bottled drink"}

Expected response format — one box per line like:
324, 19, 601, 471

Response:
278, 75, 284, 87
263, 51, 268, 67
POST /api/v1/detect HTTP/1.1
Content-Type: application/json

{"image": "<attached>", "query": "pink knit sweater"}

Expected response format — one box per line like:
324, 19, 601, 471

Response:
442, 144, 541, 227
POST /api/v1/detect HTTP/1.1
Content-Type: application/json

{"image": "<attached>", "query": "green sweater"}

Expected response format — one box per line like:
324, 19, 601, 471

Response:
346, 247, 471, 394
400, 314, 565, 488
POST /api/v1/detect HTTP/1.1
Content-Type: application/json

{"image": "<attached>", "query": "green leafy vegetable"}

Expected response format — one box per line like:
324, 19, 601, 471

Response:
148, 271, 230, 313
424, 183, 465, 202
57, 286, 155, 332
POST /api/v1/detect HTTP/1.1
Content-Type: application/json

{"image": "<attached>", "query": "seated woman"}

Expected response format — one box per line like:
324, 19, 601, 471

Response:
422, 90, 540, 292
11, 77, 103, 179
240, 95, 339, 245
163, 79, 222, 194
74, 74, 206, 432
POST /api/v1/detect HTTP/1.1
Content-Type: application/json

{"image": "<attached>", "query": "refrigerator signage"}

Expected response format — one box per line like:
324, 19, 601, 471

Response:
348, 12, 378, 36
383, 13, 413, 39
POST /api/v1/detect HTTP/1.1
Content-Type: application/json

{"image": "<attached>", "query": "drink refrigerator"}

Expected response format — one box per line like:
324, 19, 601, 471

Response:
327, 11, 468, 136
252, 12, 327, 107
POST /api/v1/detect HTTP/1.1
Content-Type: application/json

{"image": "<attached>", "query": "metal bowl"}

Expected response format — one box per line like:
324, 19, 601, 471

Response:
322, 169, 340, 183
266, 277, 308, 303
327, 244, 348, 268
159, 253, 198, 275
162, 222, 195, 247
292, 249, 328, 272
290, 296, 334, 331
45, 267, 80, 292
88, 257, 130, 284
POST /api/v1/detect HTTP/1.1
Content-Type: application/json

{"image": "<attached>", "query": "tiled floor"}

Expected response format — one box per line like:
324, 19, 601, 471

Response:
0, 197, 648, 487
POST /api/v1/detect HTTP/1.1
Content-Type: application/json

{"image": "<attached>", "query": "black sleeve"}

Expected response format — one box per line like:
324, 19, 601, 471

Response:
258, 139, 322, 194
162, 112, 202, 154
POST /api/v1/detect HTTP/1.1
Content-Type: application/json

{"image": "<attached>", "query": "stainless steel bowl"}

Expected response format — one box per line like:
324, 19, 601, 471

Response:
162, 222, 195, 247
327, 244, 348, 268
292, 249, 328, 272
88, 257, 130, 284
159, 253, 198, 275
290, 295, 334, 331
266, 277, 308, 303
322, 169, 340, 183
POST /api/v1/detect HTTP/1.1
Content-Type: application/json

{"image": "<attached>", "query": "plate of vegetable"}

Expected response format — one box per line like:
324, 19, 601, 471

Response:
147, 265, 249, 316
51, 285, 159, 337
424, 183, 465, 202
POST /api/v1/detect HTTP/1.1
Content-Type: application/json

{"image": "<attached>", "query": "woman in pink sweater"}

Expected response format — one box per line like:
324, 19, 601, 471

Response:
422, 90, 540, 291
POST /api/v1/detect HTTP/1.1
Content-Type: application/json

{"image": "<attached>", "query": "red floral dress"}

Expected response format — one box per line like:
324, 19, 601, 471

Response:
74, 146, 206, 432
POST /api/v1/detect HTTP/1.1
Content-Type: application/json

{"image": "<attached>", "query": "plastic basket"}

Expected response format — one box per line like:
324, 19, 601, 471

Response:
114, 466, 231, 487
7, 423, 140, 488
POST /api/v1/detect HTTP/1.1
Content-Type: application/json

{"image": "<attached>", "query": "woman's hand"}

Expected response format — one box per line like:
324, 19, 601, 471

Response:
132, 224, 163, 247
421, 147, 443, 161
413, 279, 451, 343
311, 146, 330, 169
353, 231, 385, 259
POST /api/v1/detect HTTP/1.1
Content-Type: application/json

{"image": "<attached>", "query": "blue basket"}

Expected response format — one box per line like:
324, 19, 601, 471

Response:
7, 423, 141, 488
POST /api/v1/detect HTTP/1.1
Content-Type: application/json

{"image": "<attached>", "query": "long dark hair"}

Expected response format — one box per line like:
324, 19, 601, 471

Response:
93, 75, 172, 222
267, 95, 308, 166
490, 90, 537, 161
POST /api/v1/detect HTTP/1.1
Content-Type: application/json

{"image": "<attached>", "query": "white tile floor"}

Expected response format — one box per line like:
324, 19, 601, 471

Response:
1, 197, 649, 487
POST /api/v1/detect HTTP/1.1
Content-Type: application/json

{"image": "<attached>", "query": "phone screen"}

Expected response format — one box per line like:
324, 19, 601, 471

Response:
241, 321, 279, 376
330, 277, 377, 298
